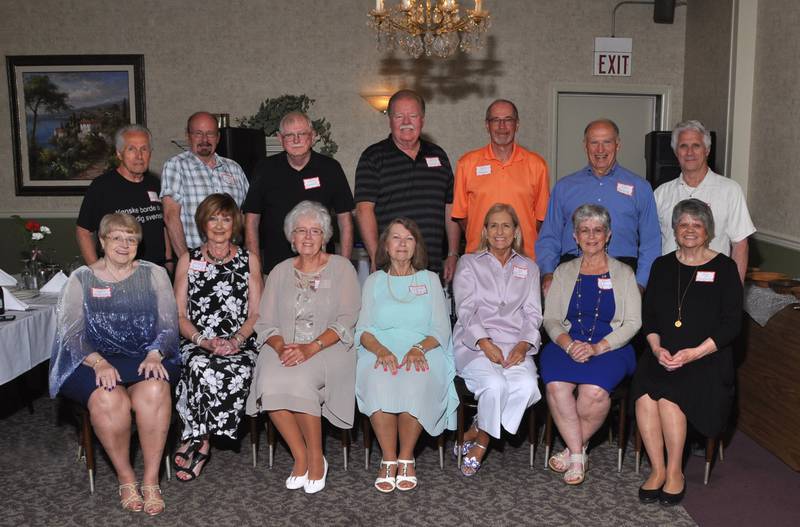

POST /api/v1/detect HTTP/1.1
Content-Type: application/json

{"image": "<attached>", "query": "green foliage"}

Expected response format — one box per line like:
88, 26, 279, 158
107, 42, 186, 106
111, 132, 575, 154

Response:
238, 94, 338, 157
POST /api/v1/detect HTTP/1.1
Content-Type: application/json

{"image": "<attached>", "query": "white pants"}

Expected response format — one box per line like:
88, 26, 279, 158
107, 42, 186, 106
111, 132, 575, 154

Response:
461, 355, 541, 439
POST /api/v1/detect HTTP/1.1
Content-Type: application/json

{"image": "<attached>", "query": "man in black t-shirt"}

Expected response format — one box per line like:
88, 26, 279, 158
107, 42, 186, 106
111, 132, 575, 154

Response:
76, 124, 170, 266
242, 111, 354, 275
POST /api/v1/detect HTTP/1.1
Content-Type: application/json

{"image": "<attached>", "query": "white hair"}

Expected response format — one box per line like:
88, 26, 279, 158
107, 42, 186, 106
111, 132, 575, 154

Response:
671, 119, 711, 152
283, 200, 333, 248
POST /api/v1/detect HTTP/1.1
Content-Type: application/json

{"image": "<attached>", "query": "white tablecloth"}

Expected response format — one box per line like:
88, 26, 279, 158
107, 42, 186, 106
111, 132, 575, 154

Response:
0, 293, 58, 385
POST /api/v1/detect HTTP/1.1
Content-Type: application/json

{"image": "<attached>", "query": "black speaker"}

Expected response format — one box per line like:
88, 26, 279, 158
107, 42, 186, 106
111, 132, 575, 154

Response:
654, 0, 676, 24
217, 127, 266, 181
645, 130, 716, 189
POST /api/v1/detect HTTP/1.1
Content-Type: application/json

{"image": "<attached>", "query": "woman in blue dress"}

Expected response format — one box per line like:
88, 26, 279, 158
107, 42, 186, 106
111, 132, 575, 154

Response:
50, 213, 179, 515
540, 204, 641, 485
356, 218, 458, 493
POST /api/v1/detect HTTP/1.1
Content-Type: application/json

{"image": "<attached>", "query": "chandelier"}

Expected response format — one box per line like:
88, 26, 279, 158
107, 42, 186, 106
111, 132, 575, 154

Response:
368, 1, 491, 59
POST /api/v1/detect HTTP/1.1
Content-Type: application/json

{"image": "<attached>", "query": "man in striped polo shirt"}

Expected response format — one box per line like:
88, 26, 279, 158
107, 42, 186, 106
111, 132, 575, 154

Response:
354, 90, 461, 282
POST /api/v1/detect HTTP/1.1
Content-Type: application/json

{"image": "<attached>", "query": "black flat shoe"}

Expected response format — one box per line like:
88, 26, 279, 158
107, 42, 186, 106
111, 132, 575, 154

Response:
659, 485, 686, 506
638, 485, 662, 504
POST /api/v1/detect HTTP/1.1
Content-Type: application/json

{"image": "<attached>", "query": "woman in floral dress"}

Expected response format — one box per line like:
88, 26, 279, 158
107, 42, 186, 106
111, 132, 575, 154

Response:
173, 194, 262, 480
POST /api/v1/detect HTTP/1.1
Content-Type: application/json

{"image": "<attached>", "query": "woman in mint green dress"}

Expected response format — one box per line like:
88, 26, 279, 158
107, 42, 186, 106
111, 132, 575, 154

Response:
356, 218, 458, 493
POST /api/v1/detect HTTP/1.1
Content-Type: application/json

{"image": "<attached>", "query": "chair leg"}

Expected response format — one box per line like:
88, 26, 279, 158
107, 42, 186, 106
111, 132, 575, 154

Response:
250, 415, 259, 468
81, 409, 95, 494
616, 393, 628, 473
634, 425, 643, 474
363, 415, 372, 470
544, 409, 553, 469
704, 436, 716, 485
266, 416, 276, 469
528, 404, 537, 468
341, 428, 350, 471
165, 454, 171, 481
719, 439, 724, 462
456, 400, 465, 468
437, 434, 445, 470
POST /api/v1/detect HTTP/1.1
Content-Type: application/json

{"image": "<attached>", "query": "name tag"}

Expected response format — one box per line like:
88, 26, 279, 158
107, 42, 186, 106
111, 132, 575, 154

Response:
147, 191, 160, 202
409, 284, 428, 296
220, 172, 235, 185
616, 183, 634, 196
425, 156, 442, 168
316, 279, 331, 289
476, 165, 492, 176
91, 287, 111, 298
696, 271, 716, 283
303, 177, 321, 190
189, 259, 207, 272
512, 265, 528, 279
598, 277, 613, 290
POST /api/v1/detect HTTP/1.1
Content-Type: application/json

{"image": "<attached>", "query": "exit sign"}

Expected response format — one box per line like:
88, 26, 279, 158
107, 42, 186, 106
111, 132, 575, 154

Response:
594, 37, 632, 76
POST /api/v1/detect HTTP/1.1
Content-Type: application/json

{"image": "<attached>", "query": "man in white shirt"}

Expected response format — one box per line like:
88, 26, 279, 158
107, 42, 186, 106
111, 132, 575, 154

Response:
654, 120, 755, 281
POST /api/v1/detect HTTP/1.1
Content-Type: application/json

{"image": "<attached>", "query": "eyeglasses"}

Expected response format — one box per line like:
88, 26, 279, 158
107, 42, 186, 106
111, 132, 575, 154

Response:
576, 227, 607, 237
487, 117, 517, 127
292, 227, 324, 237
281, 131, 312, 142
106, 234, 139, 245
189, 130, 219, 139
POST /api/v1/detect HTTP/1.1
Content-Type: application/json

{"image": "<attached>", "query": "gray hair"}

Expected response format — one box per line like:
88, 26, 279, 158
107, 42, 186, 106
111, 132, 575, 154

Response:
572, 204, 612, 233
485, 99, 519, 121
114, 124, 152, 153
671, 119, 711, 152
583, 118, 620, 139
279, 111, 313, 135
98, 212, 143, 242
387, 89, 426, 117
671, 198, 715, 244
283, 200, 334, 248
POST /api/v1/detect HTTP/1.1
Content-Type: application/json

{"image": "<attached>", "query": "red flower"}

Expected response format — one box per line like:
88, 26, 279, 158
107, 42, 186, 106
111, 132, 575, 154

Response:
25, 220, 41, 232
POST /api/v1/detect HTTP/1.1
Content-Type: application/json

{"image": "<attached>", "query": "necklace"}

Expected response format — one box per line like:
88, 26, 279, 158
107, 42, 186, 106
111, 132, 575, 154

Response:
387, 266, 417, 303
207, 244, 232, 265
675, 255, 700, 328
574, 272, 607, 342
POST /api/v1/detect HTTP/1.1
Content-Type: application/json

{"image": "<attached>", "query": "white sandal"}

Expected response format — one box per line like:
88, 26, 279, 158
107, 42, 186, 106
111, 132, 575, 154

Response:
374, 460, 397, 493
564, 453, 586, 485
397, 459, 417, 491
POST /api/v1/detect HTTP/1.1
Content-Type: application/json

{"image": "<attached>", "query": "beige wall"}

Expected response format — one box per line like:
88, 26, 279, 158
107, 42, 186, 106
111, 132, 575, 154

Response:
748, 0, 800, 244
682, 0, 733, 173
0, 0, 686, 217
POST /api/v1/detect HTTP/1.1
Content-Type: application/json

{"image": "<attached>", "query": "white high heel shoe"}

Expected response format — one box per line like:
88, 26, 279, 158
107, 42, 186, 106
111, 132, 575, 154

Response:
303, 457, 328, 494
285, 470, 308, 490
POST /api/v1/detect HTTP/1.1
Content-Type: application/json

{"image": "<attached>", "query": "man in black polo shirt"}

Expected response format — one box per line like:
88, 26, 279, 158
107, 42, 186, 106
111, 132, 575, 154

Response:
354, 89, 460, 281
76, 124, 170, 267
242, 111, 354, 275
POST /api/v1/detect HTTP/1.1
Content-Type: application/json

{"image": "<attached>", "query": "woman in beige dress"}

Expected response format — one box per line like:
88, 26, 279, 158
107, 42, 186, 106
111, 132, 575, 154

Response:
246, 200, 361, 494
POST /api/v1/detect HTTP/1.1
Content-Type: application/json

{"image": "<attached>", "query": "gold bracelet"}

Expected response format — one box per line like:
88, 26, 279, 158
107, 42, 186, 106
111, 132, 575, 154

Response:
90, 356, 105, 369
314, 338, 324, 351
411, 343, 426, 354
234, 332, 246, 345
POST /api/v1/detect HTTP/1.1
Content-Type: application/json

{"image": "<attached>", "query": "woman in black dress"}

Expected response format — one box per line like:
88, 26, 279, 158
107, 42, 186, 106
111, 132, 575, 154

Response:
173, 194, 262, 480
632, 199, 742, 506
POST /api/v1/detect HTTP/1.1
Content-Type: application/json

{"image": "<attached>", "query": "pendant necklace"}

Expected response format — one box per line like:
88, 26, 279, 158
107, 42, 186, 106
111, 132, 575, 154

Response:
387, 266, 417, 303
207, 244, 232, 265
675, 255, 700, 328
574, 272, 607, 342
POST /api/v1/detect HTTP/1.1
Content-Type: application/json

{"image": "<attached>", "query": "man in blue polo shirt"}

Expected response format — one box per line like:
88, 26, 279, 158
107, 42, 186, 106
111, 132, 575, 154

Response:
536, 118, 660, 294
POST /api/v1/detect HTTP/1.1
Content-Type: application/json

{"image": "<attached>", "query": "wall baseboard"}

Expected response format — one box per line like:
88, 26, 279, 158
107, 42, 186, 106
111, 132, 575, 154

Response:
754, 230, 800, 252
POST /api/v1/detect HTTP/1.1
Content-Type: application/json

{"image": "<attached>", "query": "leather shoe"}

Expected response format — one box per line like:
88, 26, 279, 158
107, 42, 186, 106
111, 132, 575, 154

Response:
304, 457, 328, 494
638, 485, 662, 504
659, 484, 686, 506
285, 471, 308, 490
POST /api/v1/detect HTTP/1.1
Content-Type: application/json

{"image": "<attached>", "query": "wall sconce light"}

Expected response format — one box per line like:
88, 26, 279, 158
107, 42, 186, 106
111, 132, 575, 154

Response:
361, 93, 392, 114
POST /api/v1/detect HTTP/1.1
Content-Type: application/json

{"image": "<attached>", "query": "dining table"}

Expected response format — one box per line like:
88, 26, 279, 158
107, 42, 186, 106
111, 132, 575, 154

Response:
0, 292, 58, 386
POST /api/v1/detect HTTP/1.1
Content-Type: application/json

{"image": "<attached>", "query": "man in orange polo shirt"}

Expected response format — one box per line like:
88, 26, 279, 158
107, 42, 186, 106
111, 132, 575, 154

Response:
452, 99, 550, 259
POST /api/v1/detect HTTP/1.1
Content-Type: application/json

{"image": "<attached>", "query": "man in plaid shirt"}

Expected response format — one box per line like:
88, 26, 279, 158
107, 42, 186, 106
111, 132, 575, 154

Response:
160, 111, 249, 257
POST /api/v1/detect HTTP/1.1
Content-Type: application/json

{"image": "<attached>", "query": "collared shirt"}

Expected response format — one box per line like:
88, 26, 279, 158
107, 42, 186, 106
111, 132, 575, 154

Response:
452, 143, 550, 258
452, 250, 542, 370
241, 151, 354, 275
654, 168, 756, 255
354, 135, 453, 273
160, 150, 249, 248
535, 164, 660, 287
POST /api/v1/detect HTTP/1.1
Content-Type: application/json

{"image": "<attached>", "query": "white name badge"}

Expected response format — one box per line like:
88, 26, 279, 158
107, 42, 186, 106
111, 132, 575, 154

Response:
425, 156, 442, 168
303, 177, 321, 190
696, 271, 716, 283
476, 165, 492, 176
598, 277, 613, 290
189, 259, 208, 272
147, 191, 160, 202
409, 284, 428, 295
317, 279, 331, 289
220, 172, 235, 185
512, 265, 528, 279
91, 287, 111, 298
616, 182, 634, 196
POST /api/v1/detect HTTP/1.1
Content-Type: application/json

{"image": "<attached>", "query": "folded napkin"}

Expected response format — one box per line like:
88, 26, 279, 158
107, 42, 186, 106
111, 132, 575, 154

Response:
2, 287, 30, 311
0, 269, 17, 287
40, 271, 68, 294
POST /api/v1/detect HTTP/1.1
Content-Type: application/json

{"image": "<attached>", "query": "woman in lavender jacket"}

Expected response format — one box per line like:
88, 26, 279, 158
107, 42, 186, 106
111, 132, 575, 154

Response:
452, 203, 543, 476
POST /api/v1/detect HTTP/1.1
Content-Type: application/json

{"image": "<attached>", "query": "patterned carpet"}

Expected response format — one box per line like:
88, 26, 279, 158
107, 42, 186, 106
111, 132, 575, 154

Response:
0, 397, 696, 527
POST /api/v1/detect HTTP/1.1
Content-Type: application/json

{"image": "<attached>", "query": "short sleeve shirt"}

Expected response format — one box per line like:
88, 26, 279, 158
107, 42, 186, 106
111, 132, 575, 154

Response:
242, 151, 354, 274
452, 143, 549, 257
160, 151, 249, 249
654, 169, 756, 256
77, 169, 166, 265
354, 136, 453, 273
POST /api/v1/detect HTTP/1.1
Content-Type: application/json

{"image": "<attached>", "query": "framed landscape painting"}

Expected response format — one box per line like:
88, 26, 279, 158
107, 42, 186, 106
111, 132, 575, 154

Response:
6, 54, 146, 196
